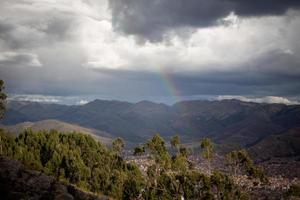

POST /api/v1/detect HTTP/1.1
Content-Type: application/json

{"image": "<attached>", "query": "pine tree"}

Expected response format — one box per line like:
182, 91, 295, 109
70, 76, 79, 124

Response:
200, 138, 214, 174
112, 137, 125, 155
133, 144, 145, 156
0, 80, 6, 119
170, 135, 180, 154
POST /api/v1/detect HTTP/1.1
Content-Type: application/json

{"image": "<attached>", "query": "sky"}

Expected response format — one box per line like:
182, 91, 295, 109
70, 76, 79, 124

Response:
1, 0, 300, 105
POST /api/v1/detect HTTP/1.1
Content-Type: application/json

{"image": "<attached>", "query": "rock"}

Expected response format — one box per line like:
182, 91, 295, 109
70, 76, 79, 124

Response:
54, 193, 74, 200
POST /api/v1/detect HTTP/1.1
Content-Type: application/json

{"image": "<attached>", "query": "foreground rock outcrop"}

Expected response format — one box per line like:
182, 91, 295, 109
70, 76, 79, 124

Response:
0, 156, 109, 200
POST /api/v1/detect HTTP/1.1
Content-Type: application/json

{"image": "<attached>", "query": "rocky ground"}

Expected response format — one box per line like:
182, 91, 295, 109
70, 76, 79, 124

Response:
129, 155, 300, 199
0, 156, 109, 200
260, 157, 300, 179
2, 154, 299, 200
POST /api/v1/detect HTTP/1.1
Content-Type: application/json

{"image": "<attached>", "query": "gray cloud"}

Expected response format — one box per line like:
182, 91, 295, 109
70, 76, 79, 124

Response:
0, 20, 40, 49
0, 52, 42, 67
109, 0, 300, 41
0, 0, 300, 104
0, 10, 77, 51
3, 61, 299, 99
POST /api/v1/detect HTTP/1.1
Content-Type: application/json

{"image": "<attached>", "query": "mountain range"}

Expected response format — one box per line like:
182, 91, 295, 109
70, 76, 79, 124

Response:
1, 99, 300, 151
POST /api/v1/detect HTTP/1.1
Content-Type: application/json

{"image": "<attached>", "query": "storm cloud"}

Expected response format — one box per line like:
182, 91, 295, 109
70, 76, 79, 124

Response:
109, 0, 300, 41
0, 0, 300, 104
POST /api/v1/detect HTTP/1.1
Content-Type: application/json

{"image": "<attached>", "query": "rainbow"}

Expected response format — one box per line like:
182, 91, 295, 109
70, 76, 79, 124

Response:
158, 67, 182, 104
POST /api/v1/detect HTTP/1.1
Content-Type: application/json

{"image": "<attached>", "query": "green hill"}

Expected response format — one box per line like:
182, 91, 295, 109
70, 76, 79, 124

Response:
0, 119, 112, 144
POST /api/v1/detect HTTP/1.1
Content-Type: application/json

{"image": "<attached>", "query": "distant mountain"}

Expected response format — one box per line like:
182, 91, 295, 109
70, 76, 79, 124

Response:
174, 100, 300, 146
249, 127, 300, 161
0, 119, 112, 145
2, 99, 300, 146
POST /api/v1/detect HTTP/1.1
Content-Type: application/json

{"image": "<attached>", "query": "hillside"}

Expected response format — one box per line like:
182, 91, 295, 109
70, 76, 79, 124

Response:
0, 156, 109, 200
249, 127, 300, 161
0, 119, 112, 145
2, 99, 300, 146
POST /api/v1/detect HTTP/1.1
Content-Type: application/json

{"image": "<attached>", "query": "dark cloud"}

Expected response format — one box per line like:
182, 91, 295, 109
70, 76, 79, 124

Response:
231, 0, 300, 16
0, 21, 14, 34
172, 49, 300, 96
174, 71, 300, 97
0, 65, 165, 97
109, 0, 300, 41
2, 59, 300, 101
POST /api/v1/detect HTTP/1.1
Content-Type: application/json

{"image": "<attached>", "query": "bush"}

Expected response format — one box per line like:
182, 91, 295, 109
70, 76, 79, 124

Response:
286, 184, 300, 197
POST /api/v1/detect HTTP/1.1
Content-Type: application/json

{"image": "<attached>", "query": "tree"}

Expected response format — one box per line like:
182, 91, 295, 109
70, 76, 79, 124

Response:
133, 144, 145, 156
179, 146, 189, 158
285, 184, 300, 198
200, 138, 214, 174
170, 135, 180, 154
226, 150, 250, 176
170, 137, 190, 172
147, 133, 171, 169
122, 164, 145, 200
172, 153, 189, 172
112, 137, 125, 155
0, 80, 7, 119
0, 80, 7, 155
226, 149, 267, 182
146, 133, 171, 190
226, 151, 239, 176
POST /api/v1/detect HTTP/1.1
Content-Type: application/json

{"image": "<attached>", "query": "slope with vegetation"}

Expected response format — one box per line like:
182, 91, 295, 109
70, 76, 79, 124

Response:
0, 129, 145, 199
0, 119, 112, 144
0, 129, 254, 199
0, 155, 108, 200
249, 127, 300, 161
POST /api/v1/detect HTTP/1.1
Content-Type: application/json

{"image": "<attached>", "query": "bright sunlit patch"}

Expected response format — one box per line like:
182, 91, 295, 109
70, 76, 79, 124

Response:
8, 94, 60, 103
77, 100, 89, 105
217, 95, 300, 105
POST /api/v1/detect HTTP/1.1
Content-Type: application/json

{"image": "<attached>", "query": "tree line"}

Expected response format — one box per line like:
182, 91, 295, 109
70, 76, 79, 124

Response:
0, 130, 256, 199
